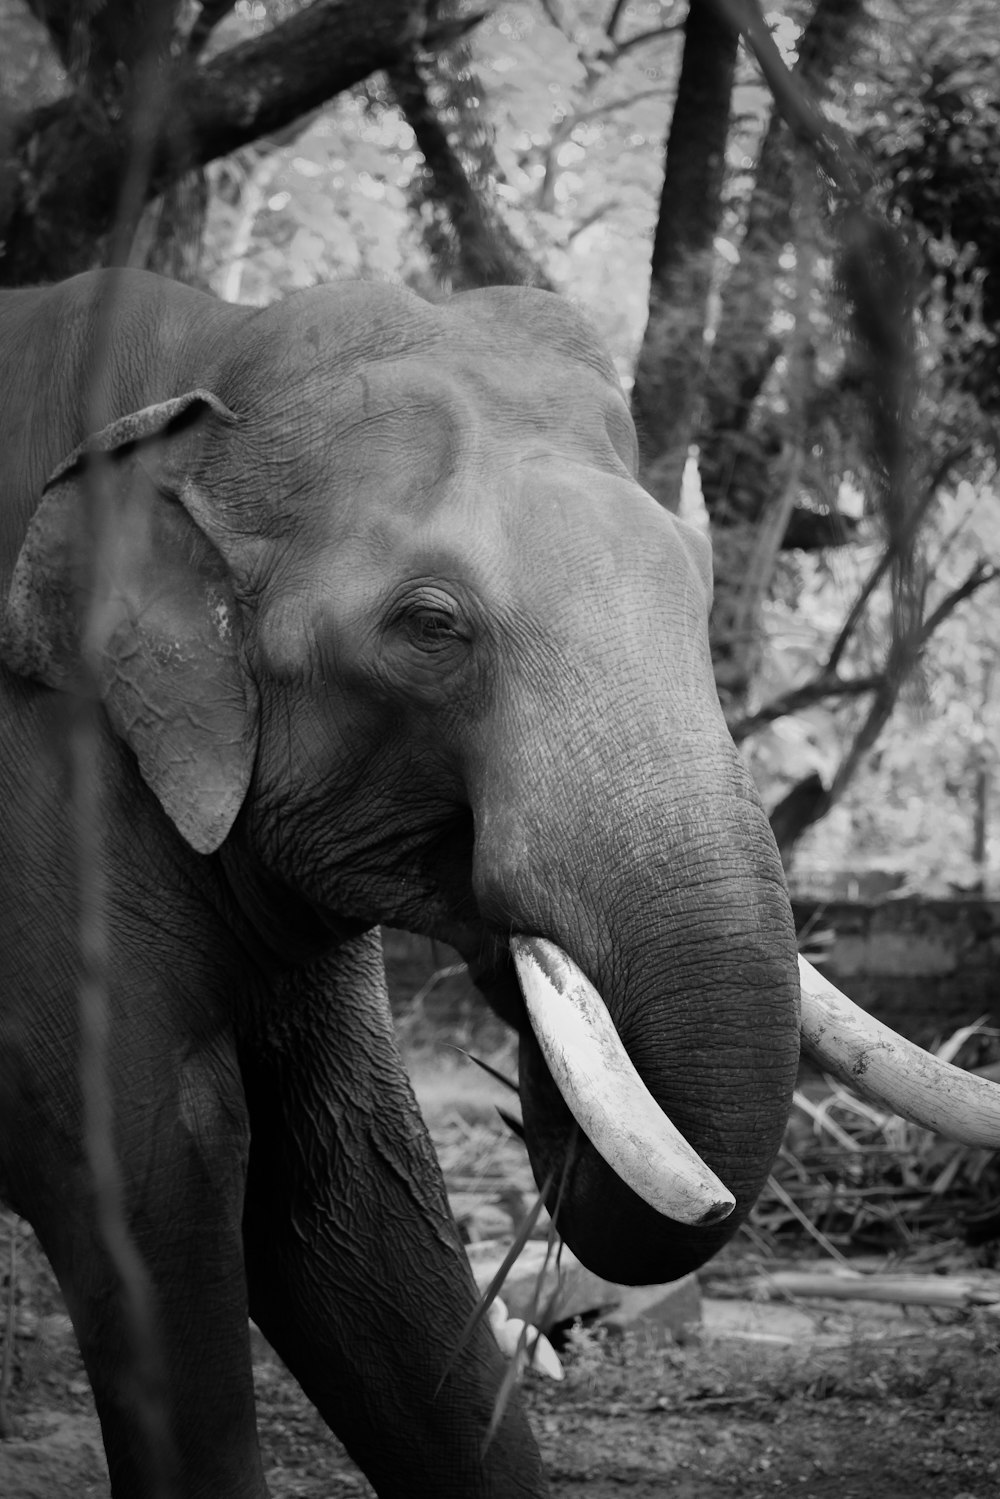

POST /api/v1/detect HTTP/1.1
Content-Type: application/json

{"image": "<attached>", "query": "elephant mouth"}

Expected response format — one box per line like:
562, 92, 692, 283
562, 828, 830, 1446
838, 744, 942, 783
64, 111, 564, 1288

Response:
511, 935, 1000, 1226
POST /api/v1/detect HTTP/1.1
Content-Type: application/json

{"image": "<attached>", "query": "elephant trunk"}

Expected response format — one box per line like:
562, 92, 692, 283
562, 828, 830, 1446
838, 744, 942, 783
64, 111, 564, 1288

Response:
512, 936, 736, 1227
474, 752, 802, 1288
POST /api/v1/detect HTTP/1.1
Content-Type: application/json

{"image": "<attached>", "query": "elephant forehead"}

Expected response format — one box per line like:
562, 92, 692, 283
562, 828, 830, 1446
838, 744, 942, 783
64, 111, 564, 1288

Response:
250, 278, 621, 388
228, 287, 638, 488
322, 352, 636, 489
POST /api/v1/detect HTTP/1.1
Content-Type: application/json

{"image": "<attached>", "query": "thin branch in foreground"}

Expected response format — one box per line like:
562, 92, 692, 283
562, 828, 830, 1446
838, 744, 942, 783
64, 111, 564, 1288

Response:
70, 685, 177, 1497
436, 1173, 555, 1399
0, 1220, 16, 1438
484, 1145, 574, 1452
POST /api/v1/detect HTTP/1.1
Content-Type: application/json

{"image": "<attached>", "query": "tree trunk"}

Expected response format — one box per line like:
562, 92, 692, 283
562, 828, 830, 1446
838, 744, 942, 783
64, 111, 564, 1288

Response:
131, 170, 211, 286
698, 0, 868, 717
701, 0, 867, 491
710, 156, 820, 716
630, 0, 739, 512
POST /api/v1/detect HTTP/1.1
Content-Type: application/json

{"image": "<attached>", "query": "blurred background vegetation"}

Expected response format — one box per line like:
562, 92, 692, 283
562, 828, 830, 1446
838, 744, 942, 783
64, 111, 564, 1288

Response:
2, 0, 998, 897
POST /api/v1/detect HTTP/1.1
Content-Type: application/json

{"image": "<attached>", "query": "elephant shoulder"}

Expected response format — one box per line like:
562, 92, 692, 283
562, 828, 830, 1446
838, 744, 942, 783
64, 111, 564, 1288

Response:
73, 269, 247, 378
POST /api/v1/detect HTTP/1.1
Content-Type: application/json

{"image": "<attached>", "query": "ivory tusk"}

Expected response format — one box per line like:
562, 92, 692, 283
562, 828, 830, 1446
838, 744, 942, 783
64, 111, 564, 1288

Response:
511, 936, 735, 1227
799, 955, 1000, 1147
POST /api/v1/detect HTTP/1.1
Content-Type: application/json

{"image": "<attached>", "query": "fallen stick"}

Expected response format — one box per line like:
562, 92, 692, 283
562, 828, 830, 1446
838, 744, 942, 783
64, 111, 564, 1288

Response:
752, 1271, 1000, 1309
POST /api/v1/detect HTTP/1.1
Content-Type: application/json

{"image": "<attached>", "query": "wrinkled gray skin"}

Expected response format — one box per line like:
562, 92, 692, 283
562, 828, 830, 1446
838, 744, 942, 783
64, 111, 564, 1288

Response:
0, 270, 800, 1498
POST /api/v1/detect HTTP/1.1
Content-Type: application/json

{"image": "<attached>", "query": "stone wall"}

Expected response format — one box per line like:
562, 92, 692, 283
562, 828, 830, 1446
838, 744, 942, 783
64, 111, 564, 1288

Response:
793, 898, 1000, 1050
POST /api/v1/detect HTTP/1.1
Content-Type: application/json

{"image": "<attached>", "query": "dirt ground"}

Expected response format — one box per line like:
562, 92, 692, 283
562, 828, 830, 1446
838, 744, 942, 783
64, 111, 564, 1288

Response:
2, 1053, 1000, 1498
2, 1282, 999, 1499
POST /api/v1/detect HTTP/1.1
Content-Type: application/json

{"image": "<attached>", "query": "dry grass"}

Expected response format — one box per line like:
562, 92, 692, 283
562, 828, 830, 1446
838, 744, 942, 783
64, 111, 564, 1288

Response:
752, 1024, 1000, 1263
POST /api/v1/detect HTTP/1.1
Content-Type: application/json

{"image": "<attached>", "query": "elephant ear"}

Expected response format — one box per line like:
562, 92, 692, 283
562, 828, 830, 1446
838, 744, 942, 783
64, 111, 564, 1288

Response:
0, 391, 258, 855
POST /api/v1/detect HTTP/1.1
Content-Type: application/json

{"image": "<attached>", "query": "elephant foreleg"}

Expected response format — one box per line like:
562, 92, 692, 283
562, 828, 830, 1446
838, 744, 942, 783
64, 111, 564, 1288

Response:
239, 931, 547, 1499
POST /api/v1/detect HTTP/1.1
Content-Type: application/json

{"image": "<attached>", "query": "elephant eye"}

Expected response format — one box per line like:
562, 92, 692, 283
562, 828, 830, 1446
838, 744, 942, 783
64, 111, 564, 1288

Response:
411, 610, 457, 643
395, 589, 470, 653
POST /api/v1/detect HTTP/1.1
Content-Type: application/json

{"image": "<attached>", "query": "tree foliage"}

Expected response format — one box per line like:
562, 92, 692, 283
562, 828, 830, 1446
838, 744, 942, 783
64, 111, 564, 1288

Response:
857, 0, 1000, 426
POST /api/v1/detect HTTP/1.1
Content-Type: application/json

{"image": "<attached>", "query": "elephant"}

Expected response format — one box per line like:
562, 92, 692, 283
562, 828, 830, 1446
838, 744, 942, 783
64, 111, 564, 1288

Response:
1, 268, 996, 1499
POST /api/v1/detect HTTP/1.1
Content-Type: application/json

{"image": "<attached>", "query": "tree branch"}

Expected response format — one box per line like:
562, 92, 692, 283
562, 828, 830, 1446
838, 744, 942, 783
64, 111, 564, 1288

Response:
825, 438, 975, 674
564, 198, 621, 243
605, 0, 629, 41
731, 671, 883, 742
709, 0, 874, 200
187, 0, 238, 57
178, 0, 430, 165
564, 86, 668, 130
915, 561, 999, 646
733, 553, 997, 745
754, 560, 999, 856
832, 563, 998, 836
615, 22, 685, 54
388, 52, 551, 289
0, 0, 439, 283
537, 0, 572, 41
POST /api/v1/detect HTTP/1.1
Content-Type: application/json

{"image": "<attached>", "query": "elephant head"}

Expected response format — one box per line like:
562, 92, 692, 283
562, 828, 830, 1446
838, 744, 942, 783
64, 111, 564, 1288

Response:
6, 277, 993, 1304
